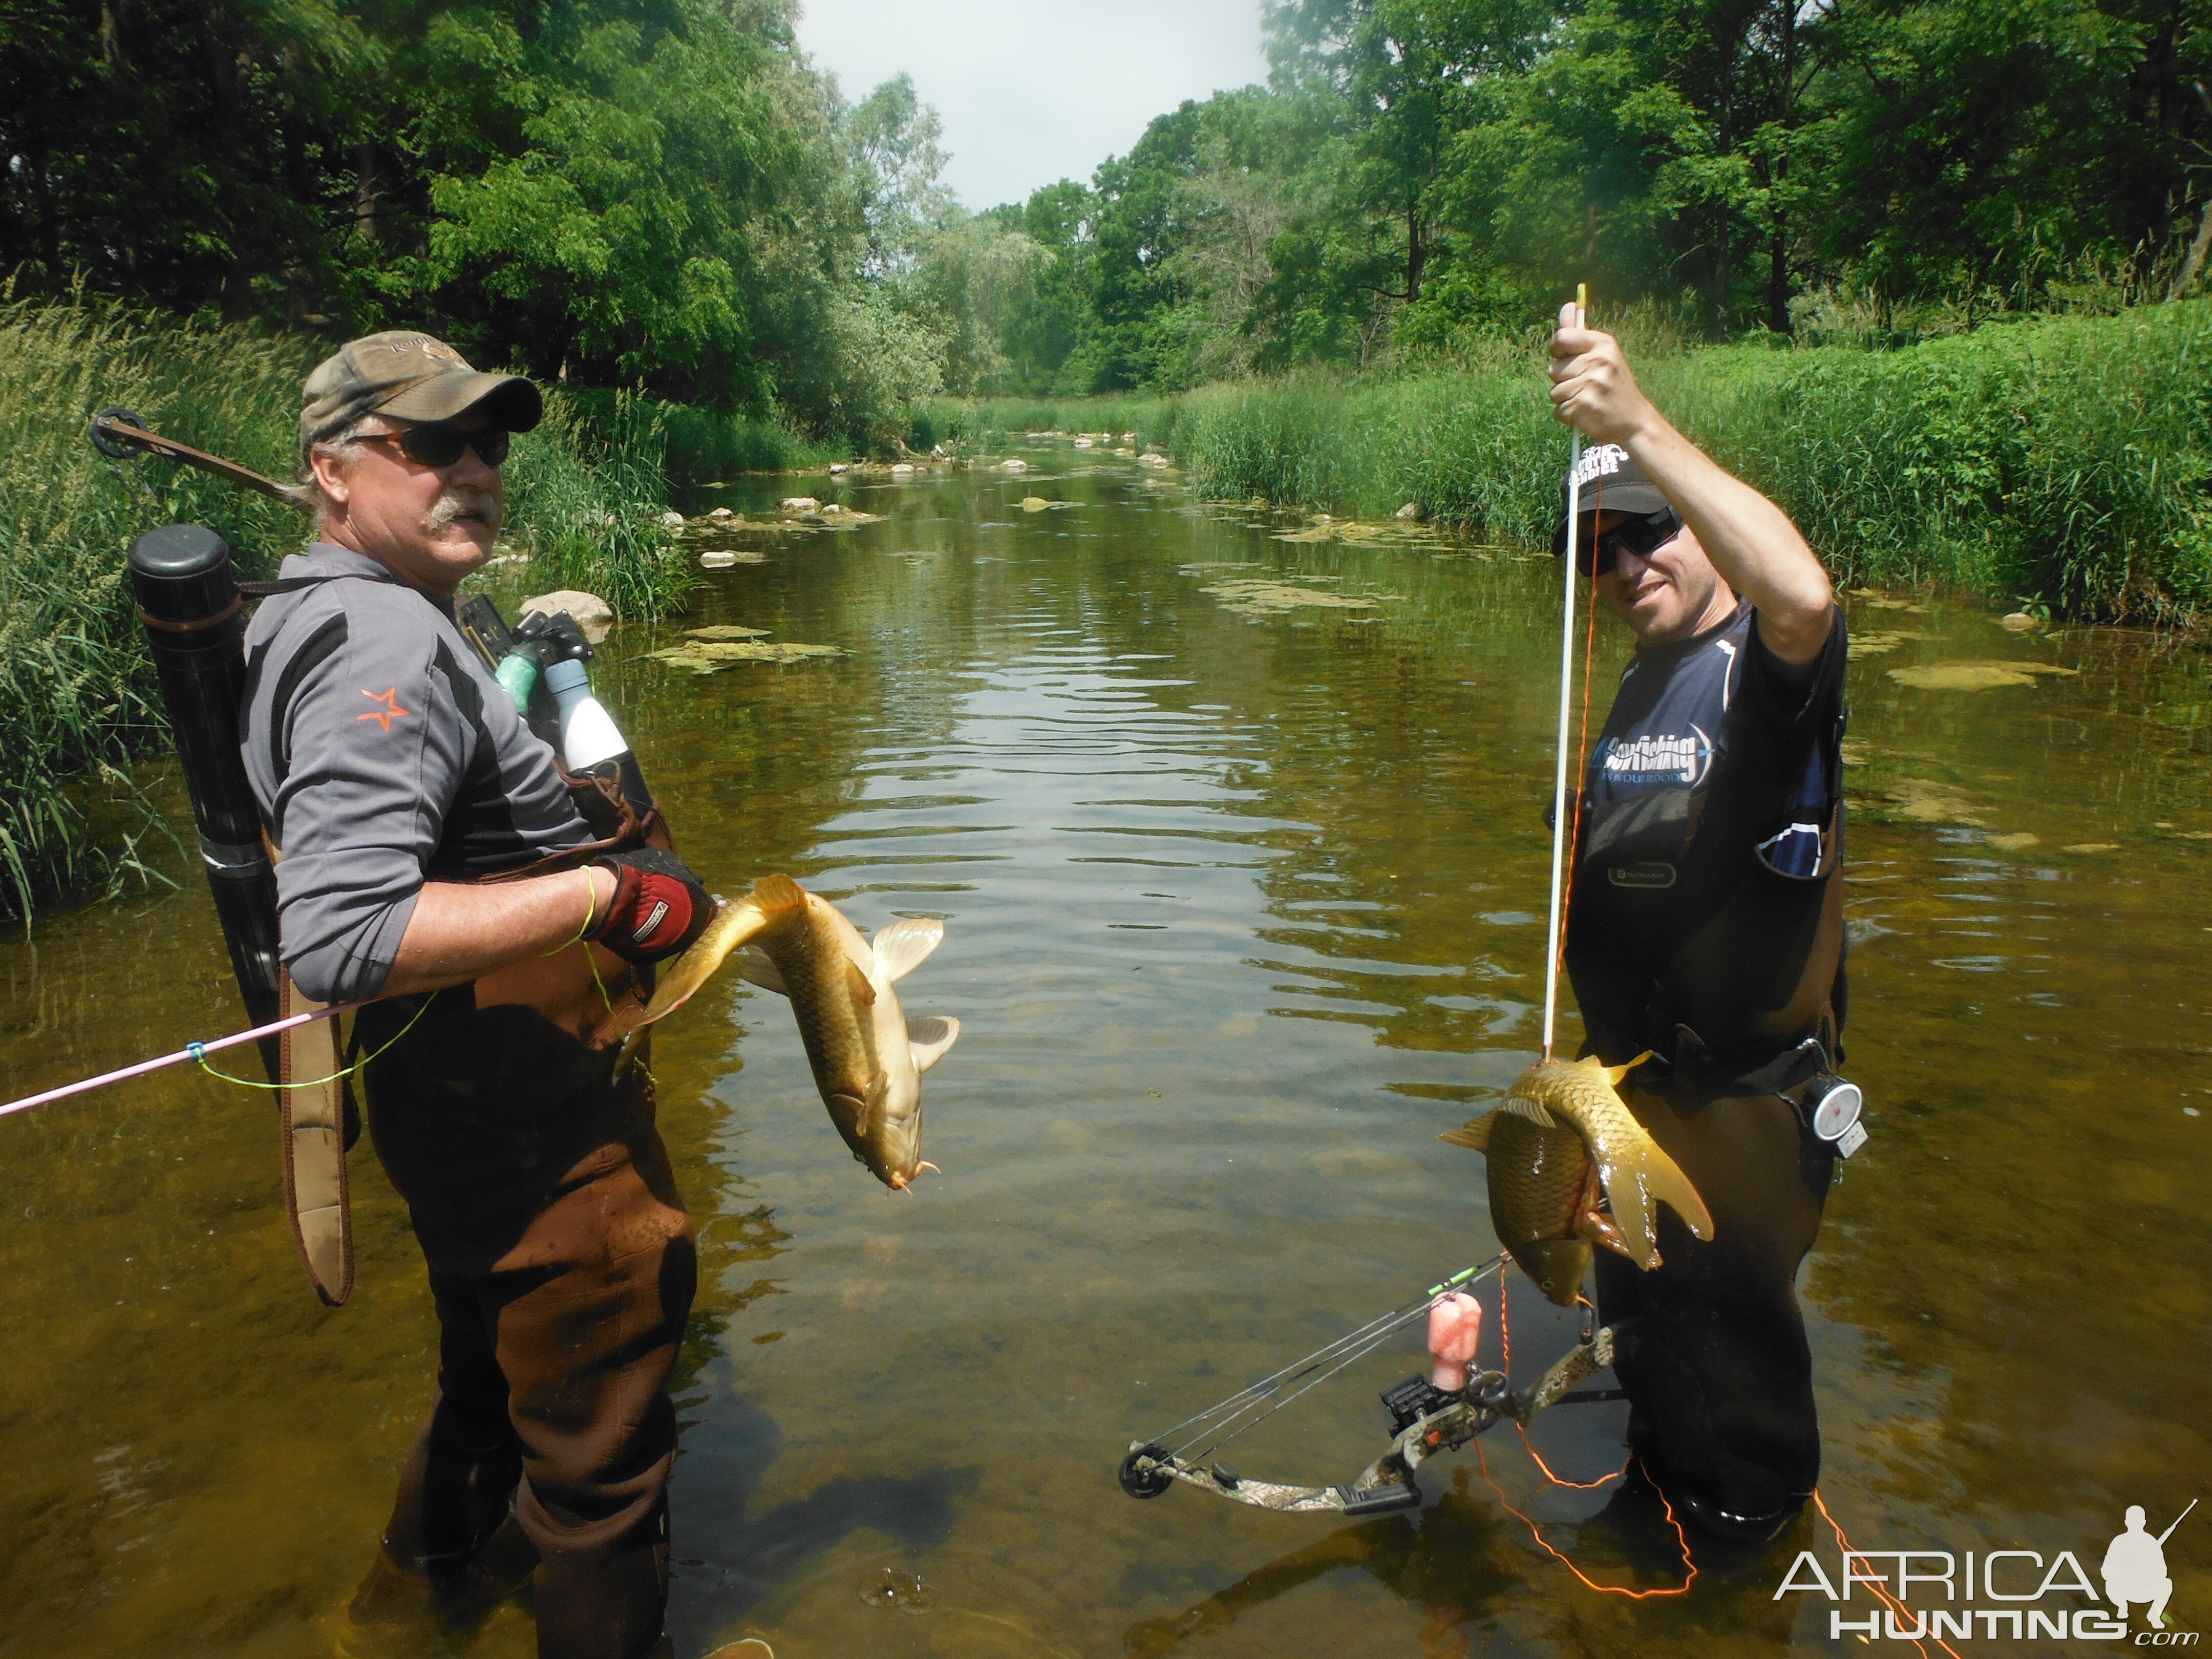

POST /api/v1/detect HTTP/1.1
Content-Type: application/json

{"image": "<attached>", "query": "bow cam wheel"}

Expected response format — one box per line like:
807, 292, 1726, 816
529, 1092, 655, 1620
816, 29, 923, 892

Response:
1119, 1444, 1174, 1499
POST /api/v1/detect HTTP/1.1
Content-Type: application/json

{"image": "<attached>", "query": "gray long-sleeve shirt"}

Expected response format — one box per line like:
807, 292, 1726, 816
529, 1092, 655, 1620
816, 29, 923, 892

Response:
239, 543, 592, 1003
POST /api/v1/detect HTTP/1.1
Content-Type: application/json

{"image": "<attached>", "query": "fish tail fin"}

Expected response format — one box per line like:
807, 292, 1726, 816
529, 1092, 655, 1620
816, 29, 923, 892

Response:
1642, 1143, 1715, 1242
1604, 1050, 1656, 1087
873, 917, 945, 982
1438, 1109, 1498, 1152
1602, 1140, 1715, 1270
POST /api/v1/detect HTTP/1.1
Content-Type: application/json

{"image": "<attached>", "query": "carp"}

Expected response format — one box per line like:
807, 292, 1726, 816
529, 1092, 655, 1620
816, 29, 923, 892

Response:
1440, 1053, 1713, 1306
737, 874, 959, 1190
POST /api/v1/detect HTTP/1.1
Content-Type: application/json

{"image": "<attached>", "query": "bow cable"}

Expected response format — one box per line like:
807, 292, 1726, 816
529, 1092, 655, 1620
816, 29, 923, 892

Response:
1151, 1255, 1506, 1465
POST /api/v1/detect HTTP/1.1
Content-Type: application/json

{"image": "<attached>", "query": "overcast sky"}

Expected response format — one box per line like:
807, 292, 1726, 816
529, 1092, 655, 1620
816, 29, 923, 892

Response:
793, 1, 1271, 211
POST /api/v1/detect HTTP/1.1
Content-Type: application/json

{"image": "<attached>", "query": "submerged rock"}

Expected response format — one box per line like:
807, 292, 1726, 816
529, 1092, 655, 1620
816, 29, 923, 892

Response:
780, 496, 820, 512
709, 506, 735, 520
1001, 458, 1028, 472
1396, 502, 1422, 521
890, 462, 914, 475
2000, 611, 2041, 630
1020, 496, 1052, 512
660, 509, 686, 528
520, 589, 613, 643
699, 551, 737, 568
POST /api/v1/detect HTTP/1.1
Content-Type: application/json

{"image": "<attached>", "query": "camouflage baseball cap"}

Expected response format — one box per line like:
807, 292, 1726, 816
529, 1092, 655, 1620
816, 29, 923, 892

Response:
300, 331, 542, 452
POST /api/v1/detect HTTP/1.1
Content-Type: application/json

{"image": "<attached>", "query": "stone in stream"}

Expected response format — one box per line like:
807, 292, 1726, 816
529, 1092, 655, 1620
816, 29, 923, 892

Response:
780, 496, 820, 512
1001, 458, 1028, 472
1396, 502, 1423, 520
660, 509, 686, 528
699, 551, 737, 568
520, 589, 613, 643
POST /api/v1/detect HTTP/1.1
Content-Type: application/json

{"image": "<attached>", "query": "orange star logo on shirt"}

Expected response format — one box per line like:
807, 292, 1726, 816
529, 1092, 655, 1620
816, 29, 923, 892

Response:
357, 688, 411, 731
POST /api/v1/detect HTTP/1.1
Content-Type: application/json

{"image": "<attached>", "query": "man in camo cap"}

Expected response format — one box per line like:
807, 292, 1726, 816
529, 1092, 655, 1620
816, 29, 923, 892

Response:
245, 331, 714, 1659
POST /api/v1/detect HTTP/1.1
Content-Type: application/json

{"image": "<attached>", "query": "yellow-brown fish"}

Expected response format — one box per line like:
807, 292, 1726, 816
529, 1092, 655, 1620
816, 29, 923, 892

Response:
737, 874, 959, 1190
1439, 1053, 1713, 1305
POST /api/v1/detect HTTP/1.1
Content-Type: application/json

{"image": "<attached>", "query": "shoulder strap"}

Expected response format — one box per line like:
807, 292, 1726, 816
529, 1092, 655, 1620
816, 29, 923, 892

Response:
239, 570, 401, 598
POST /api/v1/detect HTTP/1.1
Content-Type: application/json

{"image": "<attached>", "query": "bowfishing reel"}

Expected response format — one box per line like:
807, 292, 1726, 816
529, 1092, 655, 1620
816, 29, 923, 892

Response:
1801, 1072, 1867, 1158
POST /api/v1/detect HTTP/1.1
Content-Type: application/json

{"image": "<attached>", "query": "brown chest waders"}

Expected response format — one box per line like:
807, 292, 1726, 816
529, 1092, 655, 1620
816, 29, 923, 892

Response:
131, 523, 671, 1307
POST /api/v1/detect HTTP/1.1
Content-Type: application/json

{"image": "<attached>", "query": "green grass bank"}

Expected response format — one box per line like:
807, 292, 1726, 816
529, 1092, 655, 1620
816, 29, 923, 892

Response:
1168, 305, 2212, 619
0, 300, 697, 921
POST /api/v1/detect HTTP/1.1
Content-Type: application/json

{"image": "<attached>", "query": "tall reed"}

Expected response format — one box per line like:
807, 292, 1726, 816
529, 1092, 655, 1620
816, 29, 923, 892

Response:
1171, 304, 2212, 617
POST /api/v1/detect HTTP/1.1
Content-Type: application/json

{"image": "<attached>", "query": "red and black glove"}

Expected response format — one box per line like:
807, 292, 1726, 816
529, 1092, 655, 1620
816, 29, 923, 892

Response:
586, 847, 713, 964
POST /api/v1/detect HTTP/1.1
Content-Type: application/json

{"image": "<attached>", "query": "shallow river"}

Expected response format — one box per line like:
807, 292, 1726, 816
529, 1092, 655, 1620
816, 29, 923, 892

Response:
3, 447, 2208, 1656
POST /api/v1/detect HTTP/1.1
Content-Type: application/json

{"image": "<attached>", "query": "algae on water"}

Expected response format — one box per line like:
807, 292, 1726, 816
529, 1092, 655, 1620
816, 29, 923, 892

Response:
647, 625, 843, 674
1887, 661, 2079, 692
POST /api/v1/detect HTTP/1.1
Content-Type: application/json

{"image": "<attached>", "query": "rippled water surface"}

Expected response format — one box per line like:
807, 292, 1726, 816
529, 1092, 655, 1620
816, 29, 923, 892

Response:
4, 450, 2209, 1656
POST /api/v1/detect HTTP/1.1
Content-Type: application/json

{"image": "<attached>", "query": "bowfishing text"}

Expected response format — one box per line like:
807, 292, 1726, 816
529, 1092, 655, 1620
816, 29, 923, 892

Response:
1776, 1544, 2198, 1644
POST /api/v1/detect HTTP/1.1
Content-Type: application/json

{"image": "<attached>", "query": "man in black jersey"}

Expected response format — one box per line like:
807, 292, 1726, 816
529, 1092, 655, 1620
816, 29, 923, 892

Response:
1545, 305, 1851, 1546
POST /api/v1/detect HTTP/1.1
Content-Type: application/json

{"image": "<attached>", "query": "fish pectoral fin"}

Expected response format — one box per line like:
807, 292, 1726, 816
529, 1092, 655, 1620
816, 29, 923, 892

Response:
1573, 1199, 1636, 1261
843, 956, 877, 1008
831, 1092, 871, 1137
871, 918, 945, 983
1603, 1050, 1656, 1087
735, 945, 788, 997
1437, 1109, 1499, 1152
906, 1015, 960, 1073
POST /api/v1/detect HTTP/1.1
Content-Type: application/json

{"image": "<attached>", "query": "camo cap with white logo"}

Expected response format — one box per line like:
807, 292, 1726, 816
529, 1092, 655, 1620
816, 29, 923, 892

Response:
1551, 443, 1673, 556
299, 331, 543, 453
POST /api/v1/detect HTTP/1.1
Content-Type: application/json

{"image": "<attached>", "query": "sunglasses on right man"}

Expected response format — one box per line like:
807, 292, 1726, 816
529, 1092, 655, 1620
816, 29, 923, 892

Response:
1567, 506, 1684, 578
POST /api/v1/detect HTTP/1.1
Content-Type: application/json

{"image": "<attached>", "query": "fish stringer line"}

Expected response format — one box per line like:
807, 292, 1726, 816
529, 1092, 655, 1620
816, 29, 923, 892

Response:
1476, 1438, 1695, 1600
1813, 1491, 1964, 1659
1496, 1270, 1620, 1491
190, 991, 435, 1091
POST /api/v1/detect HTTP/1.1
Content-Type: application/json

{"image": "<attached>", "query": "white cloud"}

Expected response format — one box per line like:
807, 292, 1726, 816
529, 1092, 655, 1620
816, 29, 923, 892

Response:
794, 1, 1269, 211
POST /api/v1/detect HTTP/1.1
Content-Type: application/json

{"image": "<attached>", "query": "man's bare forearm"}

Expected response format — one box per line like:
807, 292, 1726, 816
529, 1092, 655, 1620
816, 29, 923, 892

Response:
383, 865, 615, 995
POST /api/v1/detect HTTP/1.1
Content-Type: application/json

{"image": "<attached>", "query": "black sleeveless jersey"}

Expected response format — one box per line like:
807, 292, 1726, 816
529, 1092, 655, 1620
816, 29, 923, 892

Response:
1563, 600, 1848, 1076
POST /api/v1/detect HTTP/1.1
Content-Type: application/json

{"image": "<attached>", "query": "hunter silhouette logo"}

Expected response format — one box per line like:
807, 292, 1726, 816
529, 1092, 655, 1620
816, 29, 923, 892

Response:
2105, 1502, 2193, 1631
357, 688, 411, 732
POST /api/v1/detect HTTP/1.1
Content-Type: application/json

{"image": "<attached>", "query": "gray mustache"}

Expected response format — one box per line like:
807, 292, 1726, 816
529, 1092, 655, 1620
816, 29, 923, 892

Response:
427, 488, 499, 533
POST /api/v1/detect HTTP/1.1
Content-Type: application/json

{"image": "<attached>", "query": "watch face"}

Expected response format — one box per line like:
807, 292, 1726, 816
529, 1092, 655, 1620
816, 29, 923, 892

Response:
1812, 1080, 1863, 1141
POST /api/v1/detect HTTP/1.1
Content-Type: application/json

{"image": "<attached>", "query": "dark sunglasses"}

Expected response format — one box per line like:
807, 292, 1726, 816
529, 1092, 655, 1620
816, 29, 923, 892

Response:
1575, 508, 1682, 578
357, 423, 512, 469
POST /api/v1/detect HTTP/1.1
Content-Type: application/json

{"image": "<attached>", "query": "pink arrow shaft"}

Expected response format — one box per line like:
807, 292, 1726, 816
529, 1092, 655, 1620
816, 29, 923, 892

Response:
0, 999, 369, 1121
